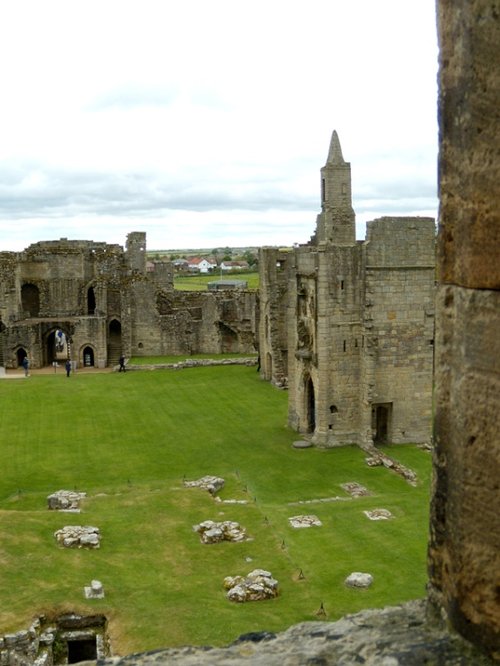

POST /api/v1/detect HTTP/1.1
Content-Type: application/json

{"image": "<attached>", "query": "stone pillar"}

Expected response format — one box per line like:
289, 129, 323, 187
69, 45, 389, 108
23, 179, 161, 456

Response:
428, 0, 500, 656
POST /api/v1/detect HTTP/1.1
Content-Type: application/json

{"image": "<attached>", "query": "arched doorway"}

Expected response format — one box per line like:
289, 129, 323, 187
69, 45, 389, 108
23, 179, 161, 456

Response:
83, 346, 95, 367
16, 348, 28, 367
21, 283, 40, 317
46, 330, 69, 366
108, 319, 122, 367
305, 376, 315, 434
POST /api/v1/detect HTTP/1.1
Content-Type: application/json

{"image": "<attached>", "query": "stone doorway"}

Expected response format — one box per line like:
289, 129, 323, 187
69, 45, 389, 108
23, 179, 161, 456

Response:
107, 319, 122, 366
83, 346, 95, 367
372, 403, 392, 445
53, 613, 109, 665
16, 347, 28, 367
46, 329, 70, 366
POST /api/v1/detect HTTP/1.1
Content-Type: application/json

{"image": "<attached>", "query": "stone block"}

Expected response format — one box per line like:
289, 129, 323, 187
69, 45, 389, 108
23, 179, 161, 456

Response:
345, 572, 373, 588
54, 526, 101, 549
84, 580, 105, 599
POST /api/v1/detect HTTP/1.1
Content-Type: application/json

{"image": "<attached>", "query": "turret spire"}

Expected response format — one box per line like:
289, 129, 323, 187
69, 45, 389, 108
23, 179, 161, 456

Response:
311, 130, 355, 246
326, 130, 346, 165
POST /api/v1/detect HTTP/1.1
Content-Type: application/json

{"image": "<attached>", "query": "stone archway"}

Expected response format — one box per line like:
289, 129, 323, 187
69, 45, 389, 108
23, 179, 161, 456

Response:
83, 346, 95, 367
16, 347, 28, 367
46, 329, 70, 366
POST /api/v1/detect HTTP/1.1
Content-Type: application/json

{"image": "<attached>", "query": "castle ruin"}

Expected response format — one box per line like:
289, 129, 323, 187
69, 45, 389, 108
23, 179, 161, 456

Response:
259, 131, 436, 448
0, 233, 258, 369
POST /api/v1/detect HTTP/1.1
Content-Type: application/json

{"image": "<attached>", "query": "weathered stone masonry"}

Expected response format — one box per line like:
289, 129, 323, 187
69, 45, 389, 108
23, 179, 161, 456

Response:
0, 233, 258, 369
259, 132, 436, 448
428, 0, 500, 655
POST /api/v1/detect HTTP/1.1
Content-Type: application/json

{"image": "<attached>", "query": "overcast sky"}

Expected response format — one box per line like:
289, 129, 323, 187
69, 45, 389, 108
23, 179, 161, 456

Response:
0, 0, 438, 252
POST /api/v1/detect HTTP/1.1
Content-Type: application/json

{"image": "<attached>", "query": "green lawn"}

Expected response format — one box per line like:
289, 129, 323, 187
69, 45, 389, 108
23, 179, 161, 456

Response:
0, 366, 431, 655
129, 353, 256, 364
174, 271, 259, 291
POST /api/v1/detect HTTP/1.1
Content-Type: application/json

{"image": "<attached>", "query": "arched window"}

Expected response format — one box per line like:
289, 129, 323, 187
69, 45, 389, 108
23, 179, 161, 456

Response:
21, 283, 40, 317
87, 287, 96, 315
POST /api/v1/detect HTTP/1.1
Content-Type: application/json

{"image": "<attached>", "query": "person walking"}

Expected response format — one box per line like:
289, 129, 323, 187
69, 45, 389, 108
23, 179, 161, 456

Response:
65, 359, 71, 377
22, 356, 30, 377
119, 355, 126, 372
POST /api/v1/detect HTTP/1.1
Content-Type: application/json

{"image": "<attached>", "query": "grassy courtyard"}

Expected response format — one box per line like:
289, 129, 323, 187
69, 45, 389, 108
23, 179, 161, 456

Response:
0, 363, 431, 655
174, 271, 259, 290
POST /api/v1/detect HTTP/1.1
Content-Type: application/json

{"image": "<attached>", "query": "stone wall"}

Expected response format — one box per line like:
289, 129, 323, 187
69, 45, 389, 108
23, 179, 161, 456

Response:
428, 0, 500, 655
365, 217, 436, 444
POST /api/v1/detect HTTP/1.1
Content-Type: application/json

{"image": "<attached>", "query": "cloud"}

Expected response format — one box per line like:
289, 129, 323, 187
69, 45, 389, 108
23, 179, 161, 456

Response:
89, 87, 180, 111
0, 0, 439, 251
0, 156, 436, 229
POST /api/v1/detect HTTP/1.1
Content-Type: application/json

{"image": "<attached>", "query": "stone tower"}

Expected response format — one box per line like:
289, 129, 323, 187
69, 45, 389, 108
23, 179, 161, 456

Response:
259, 131, 436, 448
126, 231, 147, 273
313, 130, 356, 245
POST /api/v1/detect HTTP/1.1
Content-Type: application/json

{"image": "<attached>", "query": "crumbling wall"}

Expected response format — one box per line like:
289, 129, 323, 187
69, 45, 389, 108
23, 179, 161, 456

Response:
0, 238, 258, 368
258, 247, 290, 386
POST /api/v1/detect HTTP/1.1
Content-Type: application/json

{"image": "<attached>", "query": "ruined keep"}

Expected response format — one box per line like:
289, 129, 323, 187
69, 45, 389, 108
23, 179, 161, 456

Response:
259, 132, 436, 448
0, 232, 258, 369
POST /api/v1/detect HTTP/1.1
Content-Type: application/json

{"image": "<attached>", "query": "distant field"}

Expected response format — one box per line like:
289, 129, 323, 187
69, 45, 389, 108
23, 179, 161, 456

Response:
0, 366, 431, 655
174, 271, 259, 291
